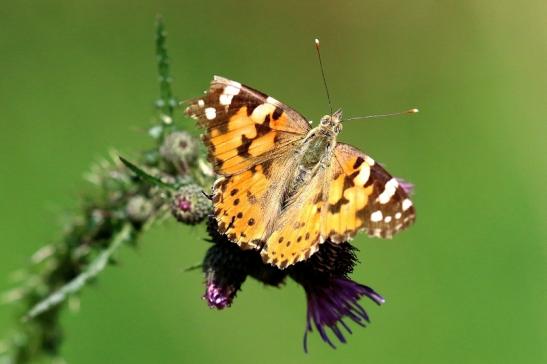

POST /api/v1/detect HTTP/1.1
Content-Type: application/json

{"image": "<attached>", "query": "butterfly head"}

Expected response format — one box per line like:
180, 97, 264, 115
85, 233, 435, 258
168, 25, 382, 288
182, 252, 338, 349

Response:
319, 109, 343, 135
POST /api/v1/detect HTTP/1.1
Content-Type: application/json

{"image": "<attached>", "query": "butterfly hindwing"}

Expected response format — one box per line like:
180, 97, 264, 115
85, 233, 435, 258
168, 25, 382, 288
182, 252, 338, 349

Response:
186, 76, 311, 176
212, 155, 293, 250
323, 143, 416, 241
261, 142, 416, 268
260, 168, 328, 268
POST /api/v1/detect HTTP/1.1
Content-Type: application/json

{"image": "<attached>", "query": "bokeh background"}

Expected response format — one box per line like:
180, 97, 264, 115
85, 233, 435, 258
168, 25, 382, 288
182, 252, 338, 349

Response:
1, 1, 546, 363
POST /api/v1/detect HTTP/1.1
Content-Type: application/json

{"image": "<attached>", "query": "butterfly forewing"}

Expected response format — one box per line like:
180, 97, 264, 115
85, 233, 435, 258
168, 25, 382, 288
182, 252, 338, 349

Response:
186, 76, 310, 176
186, 76, 312, 251
324, 143, 416, 240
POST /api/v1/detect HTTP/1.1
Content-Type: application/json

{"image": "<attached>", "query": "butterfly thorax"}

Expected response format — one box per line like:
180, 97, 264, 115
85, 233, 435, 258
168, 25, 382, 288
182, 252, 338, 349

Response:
299, 112, 342, 168
282, 114, 342, 206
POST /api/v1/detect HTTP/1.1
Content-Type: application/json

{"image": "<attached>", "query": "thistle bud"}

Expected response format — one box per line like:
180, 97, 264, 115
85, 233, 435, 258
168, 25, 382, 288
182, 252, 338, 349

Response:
170, 184, 211, 224
160, 131, 198, 172
126, 196, 154, 223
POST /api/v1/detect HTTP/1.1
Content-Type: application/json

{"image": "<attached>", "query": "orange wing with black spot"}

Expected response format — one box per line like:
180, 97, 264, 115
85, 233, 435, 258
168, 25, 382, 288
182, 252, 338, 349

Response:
260, 167, 329, 268
185, 76, 310, 176
211, 155, 296, 250
186, 76, 310, 250
322, 143, 416, 241
260, 143, 415, 268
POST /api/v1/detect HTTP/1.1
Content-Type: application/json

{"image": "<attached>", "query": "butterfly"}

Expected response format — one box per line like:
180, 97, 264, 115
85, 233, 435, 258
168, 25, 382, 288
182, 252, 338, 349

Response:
186, 76, 416, 269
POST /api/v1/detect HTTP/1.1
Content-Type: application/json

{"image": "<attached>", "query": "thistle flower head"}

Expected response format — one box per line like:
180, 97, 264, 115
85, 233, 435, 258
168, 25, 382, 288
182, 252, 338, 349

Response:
126, 195, 154, 223
290, 241, 384, 352
160, 131, 198, 172
203, 272, 239, 309
170, 184, 211, 224
202, 236, 249, 309
202, 218, 288, 308
202, 220, 384, 351
300, 277, 384, 352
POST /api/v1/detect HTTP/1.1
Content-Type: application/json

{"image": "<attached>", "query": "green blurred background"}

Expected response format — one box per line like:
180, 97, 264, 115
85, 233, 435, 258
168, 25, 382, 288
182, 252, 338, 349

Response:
1, 1, 546, 363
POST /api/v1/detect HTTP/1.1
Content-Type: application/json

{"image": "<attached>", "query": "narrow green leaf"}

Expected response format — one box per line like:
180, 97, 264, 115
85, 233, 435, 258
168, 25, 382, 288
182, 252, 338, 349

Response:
119, 156, 176, 190
184, 263, 203, 272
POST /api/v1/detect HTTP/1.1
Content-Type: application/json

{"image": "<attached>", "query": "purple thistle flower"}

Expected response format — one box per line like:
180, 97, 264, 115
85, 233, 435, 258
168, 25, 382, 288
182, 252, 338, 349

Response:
301, 278, 384, 352
203, 272, 237, 309
170, 184, 210, 224
202, 217, 288, 309
289, 241, 385, 352
203, 218, 385, 351
201, 241, 248, 310
177, 197, 192, 212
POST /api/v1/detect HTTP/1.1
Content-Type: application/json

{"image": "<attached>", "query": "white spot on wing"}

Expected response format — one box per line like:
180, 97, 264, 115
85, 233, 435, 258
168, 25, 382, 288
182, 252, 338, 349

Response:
371, 210, 383, 222
224, 84, 241, 95
395, 212, 402, 219
205, 107, 216, 120
365, 155, 375, 166
219, 93, 233, 106
384, 216, 392, 223
266, 96, 280, 105
197, 99, 205, 107
251, 103, 275, 123
402, 199, 413, 211
378, 178, 399, 204
354, 165, 371, 185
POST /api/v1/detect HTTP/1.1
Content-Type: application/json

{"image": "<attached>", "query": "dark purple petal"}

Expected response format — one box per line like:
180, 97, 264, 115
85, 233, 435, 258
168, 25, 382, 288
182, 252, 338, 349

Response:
203, 277, 236, 309
201, 239, 249, 310
177, 197, 192, 212
201, 218, 289, 312
302, 278, 384, 352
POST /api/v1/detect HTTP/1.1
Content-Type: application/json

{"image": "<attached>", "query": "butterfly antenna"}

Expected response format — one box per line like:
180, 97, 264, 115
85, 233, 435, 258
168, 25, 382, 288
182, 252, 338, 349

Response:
344, 108, 419, 122
314, 38, 333, 115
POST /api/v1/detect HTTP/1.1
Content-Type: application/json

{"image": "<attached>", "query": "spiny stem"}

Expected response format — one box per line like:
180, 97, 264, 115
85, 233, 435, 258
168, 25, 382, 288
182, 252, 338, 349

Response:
155, 16, 176, 119
0, 17, 206, 363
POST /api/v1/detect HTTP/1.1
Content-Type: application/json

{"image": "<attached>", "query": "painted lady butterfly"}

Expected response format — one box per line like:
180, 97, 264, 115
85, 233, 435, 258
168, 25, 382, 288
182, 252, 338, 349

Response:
186, 69, 416, 269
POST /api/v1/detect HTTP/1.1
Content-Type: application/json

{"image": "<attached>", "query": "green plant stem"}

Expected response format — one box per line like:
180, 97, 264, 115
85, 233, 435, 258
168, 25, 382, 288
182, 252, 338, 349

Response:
25, 225, 133, 321
155, 16, 175, 118
0, 17, 196, 364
